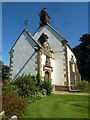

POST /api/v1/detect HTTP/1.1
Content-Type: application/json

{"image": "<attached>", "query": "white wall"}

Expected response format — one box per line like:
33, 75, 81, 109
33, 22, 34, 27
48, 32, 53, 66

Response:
34, 25, 65, 85
34, 25, 63, 52
50, 57, 55, 85
41, 53, 55, 84
41, 54, 46, 78
54, 52, 65, 85
11, 31, 37, 79
67, 45, 77, 86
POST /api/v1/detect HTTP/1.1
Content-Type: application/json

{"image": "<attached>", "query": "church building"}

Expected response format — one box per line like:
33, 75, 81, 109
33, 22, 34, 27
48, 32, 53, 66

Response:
9, 8, 80, 91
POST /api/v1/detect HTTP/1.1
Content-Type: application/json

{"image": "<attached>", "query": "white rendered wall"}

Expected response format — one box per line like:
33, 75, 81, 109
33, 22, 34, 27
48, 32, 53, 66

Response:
11, 31, 37, 79
34, 25, 64, 52
50, 57, 55, 85
41, 54, 46, 78
67, 46, 77, 86
54, 52, 65, 85
41, 53, 55, 84
34, 25, 65, 85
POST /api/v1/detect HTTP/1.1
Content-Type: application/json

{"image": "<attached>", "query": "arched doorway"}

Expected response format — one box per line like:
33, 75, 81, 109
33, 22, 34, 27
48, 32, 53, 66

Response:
45, 71, 50, 79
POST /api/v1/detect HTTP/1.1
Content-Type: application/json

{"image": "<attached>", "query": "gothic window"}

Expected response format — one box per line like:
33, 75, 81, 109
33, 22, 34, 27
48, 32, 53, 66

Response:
69, 56, 76, 85
71, 56, 75, 73
72, 63, 75, 72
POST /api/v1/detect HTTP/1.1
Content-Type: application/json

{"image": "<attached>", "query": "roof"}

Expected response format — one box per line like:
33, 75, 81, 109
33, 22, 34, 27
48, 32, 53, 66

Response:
25, 29, 41, 48
9, 29, 42, 53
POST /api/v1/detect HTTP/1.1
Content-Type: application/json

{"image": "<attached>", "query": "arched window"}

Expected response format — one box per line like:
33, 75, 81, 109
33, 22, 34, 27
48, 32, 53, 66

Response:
71, 56, 75, 72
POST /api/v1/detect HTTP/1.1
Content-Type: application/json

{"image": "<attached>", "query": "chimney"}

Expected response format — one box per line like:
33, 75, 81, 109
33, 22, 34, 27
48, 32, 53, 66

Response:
39, 8, 50, 26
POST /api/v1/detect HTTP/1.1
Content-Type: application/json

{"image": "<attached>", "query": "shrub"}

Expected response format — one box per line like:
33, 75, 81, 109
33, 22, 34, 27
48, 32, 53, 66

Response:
13, 74, 50, 99
41, 77, 52, 95
41, 89, 47, 96
35, 91, 43, 99
2, 84, 20, 92
27, 89, 47, 102
3, 74, 52, 103
14, 74, 36, 98
77, 80, 90, 92
35, 73, 41, 86
1, 114, 8, 120
2, 90, 28, 118
2, 79, 13, 85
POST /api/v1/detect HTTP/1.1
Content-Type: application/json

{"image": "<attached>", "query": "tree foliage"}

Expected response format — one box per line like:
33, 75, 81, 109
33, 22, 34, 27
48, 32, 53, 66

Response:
2, 65, 9, 80
0, 60, 10, 81
73, 34, 90, 82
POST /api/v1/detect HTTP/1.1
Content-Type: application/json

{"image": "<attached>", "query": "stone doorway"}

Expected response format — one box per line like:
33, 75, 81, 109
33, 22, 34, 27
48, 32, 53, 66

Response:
45, 71, 50, 79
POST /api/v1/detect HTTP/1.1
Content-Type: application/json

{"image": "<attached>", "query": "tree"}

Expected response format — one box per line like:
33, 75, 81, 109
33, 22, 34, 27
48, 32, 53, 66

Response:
0, 60, 10, 81
2, 65, 9, 80
73, 34, 90, 82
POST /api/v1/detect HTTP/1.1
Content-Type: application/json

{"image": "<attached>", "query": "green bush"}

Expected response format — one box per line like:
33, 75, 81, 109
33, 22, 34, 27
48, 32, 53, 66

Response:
77, 80, 90, 92
2, 79, 13, 85
2, 84, 20, 92
35, 91, 44, 100
41, 89, 47, 96
2, 74, 53, 118
35, 73, 41, 86
2, 90, 28, 118
13, 74, 52, 99
3, 74, 52, 104
41, 77, 52, 95
27, 89, 47, 102
14, 74, 36, 98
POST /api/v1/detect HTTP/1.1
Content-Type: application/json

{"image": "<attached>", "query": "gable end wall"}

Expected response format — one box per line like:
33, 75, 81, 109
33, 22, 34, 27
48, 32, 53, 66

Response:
34, 25, 66, 86
10, 31, 37, 79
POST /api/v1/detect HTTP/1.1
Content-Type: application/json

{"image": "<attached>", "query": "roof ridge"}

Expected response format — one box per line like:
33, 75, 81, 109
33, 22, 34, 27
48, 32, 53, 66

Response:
9, 29, 42, 53
33, 23, 68, 43
24, 29, 42, 48
47, 22, 67, 42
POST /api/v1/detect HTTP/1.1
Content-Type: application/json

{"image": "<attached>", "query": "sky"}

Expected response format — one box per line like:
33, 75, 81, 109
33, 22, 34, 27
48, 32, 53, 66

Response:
2, 2, 88, 66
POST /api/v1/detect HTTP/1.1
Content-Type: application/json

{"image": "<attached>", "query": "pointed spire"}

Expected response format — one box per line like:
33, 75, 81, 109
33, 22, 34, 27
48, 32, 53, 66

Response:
39, 8, 50, 26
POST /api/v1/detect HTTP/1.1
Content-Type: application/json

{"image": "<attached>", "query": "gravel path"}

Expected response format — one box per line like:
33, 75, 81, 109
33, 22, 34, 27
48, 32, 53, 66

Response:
52, 91, 89, 96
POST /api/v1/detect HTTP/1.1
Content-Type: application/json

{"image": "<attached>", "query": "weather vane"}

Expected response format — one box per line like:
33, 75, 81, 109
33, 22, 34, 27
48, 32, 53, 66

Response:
24, 19, 29, 28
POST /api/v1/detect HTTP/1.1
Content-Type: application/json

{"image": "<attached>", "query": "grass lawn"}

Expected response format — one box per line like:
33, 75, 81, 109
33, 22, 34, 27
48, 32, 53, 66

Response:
24, 94, 88, 118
